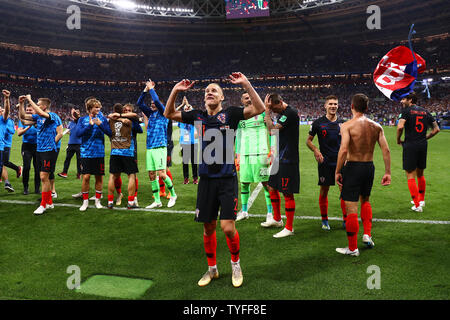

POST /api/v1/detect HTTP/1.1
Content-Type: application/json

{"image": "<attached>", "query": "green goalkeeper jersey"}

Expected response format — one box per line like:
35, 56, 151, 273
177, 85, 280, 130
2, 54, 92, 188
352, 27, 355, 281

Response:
235, 112, 269, 156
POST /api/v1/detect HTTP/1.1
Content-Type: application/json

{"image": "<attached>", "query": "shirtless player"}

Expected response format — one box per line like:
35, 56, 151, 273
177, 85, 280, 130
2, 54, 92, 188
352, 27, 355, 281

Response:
335, 94, 391, 256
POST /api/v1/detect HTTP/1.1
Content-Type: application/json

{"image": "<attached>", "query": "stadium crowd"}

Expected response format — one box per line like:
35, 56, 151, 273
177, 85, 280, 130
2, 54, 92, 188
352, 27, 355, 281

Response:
1, 38, 448, 81
3, 82, 449, 128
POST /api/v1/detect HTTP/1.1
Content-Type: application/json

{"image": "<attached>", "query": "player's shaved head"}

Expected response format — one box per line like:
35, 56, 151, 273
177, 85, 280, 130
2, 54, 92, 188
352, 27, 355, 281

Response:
351, 94, 369, 113
208, 83, 223, 95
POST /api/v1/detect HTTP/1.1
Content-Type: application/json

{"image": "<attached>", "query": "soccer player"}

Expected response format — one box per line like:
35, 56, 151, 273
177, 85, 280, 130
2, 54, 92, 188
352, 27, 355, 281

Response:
137, 80, 177, 209
18, 95, 62, 215
49, 112, 63, 199
235, 92, 273, 222
306, 95, 346, 230
177, 97, 198, 184
58, 108, 82, 179
2, 115, 22, 192
263, 93, 300, 238
164, 72, 265, 288
94, 103, 139, 210
396, 92, 440, 212
17, 103, 40, 195
335, 94, 391, 256
158, 116, 175, 199
75, 97, 108, 212
0, 90, 11, 188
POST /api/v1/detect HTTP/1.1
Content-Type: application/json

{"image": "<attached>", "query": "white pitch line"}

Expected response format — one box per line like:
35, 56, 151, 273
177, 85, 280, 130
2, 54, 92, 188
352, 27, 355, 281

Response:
246, 182, 263, 211
1, 199, 449, 225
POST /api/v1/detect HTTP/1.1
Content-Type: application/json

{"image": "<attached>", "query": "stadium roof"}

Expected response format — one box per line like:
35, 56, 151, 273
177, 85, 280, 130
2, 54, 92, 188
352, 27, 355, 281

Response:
0, 0, 448, 54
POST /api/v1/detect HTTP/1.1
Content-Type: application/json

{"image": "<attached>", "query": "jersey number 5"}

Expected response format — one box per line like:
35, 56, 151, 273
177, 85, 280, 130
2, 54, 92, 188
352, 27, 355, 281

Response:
415, 116, 424, 133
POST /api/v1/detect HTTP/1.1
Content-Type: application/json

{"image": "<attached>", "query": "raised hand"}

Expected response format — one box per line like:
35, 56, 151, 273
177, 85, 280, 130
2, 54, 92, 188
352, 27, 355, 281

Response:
2, 90, 11, 98
173, 79, 195, 92
229, 72, 249, 87
19, 95, 27, 104
146, 79, 155, 91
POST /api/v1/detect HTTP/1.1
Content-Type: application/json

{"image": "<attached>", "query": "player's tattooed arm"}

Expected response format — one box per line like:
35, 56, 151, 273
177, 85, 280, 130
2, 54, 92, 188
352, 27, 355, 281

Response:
396, 119, 406, 145
377, 126, 391, 186
426, 121, 440, 140
165, 79, 195, 123
2, 90, 11, 121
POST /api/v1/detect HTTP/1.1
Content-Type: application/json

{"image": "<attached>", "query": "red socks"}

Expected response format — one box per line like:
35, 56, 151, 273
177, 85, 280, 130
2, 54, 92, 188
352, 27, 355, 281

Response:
82, 192, 89, 201
408, 178, 420, 207
361, 202, 373, 237
269, 190, 281, 221
346, 213, 359, 251
226, 231, 240, 263
95, 190, 102, 199
417, 176, 426, 202
108, 194, 114, 203
166, 169, 173, 181
159, 176, 165, 194
114, 177, 122, 194
41, 191, 52, 207
319, 195, 328, 221
203, 232, 217, 267
284, 194, 295, 232
341, 199, 347, 224
204, 230, 240, 266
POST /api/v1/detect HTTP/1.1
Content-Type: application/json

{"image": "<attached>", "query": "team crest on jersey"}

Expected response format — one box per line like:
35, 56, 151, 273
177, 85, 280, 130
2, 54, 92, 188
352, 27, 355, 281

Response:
217, 113, 226, 124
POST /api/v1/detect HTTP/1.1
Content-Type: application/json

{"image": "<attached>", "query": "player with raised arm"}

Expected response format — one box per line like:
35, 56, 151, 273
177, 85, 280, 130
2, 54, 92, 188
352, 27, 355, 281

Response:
335, 94, 391, 256
74, 97, 108, 212
18, 95, 62, 215
0, 90, 11, 189
164, 72, 265, 288
137, 80, 177, 209
17, 101, 40, 195
396, 92, 440, 212
1, 113, 22, 192
306, 95, 346, 230
58, 108, 82, 180
177, 97, 199, 184
235, 92, 273, 222
263, 93, 300, 238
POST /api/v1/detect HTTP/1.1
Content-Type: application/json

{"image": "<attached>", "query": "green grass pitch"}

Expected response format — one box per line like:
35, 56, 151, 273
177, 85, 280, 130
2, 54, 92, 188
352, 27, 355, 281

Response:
0, 125, 449, 300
